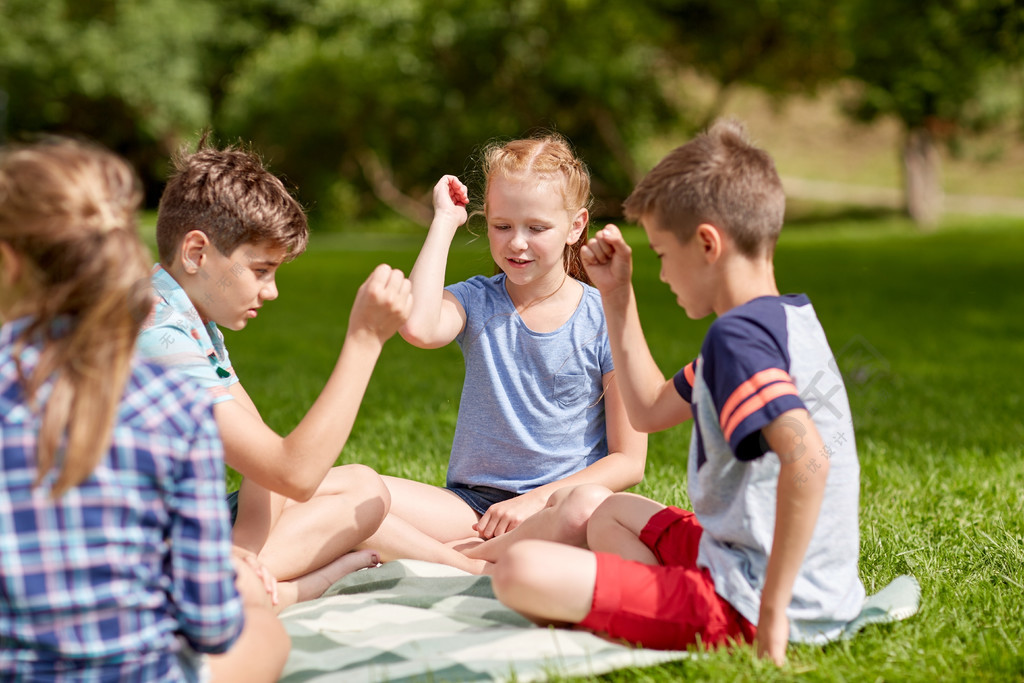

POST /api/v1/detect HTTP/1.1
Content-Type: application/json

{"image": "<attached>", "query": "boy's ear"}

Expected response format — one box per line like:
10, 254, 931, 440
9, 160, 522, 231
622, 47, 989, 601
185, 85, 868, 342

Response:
179, 230, 211, 274
567, 208, 589, 245
695, 223, 724, 263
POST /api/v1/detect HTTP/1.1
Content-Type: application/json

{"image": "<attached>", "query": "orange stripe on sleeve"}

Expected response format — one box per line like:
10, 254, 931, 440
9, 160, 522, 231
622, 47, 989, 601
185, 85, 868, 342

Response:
722, 380, 800, 442
719, 368, 792, 431
683, 362, 696, 388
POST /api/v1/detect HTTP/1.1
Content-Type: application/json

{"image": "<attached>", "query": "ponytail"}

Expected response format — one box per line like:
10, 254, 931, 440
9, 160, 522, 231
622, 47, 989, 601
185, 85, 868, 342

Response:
563, 227, 589, 284
0, 140, 151, 497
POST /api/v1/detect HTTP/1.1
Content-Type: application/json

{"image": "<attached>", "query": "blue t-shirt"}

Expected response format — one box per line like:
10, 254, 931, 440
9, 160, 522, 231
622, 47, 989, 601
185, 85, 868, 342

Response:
673, 294, 865, 643
445, 274, 613, 494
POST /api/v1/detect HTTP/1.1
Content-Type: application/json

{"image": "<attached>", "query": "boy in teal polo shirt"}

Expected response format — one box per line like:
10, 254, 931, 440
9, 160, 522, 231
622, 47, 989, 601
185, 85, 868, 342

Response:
138, 140, 412, 608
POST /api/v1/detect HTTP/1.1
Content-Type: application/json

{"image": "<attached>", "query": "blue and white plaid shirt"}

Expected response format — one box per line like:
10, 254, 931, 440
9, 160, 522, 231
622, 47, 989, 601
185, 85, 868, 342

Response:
0, 317, 243, 681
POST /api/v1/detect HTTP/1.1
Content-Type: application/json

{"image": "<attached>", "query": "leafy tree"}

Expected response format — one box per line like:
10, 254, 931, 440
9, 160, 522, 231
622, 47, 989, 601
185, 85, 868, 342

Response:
841, 0, 1024, 227
644, 0, 846, 129
0, 0, 228, 198
218, 0, 674, 225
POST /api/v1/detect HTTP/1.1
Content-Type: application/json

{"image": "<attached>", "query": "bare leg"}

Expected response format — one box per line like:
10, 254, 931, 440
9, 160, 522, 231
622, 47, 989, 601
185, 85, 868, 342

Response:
586, 492, 666, 564
356, 476, 488, 574
257, 464, 390, 581
230, 479, 284, 555
360, 515, 487, 574
490, 539, 597, 625
464, 484, 614, 564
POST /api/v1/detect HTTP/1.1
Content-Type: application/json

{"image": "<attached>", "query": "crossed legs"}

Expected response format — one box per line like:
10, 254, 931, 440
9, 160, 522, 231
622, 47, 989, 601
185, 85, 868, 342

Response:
253, 464, 391, 608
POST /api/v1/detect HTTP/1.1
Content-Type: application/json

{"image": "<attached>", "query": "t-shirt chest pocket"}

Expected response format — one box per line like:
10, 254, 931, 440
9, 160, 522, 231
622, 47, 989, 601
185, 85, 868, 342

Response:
554, 372, 589, 407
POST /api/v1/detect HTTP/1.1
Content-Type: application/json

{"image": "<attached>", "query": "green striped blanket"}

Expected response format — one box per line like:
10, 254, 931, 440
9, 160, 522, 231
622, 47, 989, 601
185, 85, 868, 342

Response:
278, 559, 920, 682
278, 559, 689, 682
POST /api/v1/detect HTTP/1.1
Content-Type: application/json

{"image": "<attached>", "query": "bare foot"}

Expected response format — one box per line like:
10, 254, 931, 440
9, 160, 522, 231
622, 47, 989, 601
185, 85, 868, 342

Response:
442, 537, 492, 574
277, 549, 381, 609
450, 537, 486, 554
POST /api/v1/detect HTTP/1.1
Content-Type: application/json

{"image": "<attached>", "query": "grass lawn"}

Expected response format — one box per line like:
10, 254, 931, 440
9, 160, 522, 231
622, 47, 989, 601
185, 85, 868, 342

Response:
221, 213, 1024, 681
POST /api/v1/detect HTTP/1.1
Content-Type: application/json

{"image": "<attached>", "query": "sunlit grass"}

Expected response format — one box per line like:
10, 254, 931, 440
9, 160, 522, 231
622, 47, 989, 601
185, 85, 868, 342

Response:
224, 215, 1024, 680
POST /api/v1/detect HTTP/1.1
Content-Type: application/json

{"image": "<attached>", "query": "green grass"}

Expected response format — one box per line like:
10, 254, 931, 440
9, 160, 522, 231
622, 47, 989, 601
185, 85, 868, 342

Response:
223, 215, 1024, 681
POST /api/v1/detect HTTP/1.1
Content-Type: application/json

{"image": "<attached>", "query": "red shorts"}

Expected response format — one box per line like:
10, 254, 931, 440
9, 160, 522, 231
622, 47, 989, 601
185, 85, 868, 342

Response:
579, 506, 756, 650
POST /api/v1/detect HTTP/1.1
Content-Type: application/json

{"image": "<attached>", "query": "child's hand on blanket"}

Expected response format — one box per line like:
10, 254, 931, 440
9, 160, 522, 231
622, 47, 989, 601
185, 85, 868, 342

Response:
473, 490, 547, 538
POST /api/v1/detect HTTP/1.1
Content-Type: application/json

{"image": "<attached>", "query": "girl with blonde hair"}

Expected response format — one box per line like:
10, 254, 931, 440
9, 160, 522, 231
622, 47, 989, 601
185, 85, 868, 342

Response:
359, 134, 647, 573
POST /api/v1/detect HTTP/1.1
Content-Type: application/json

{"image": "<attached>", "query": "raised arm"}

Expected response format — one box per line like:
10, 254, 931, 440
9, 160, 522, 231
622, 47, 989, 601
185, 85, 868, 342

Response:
582, 224, 692, 432
757, 408, 831, 665
399, 175, 470, 348
216, 263, 412, 501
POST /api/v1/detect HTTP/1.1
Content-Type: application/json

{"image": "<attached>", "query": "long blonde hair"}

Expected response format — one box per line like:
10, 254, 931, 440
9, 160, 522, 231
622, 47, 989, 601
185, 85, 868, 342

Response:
0, 139, 152, 497
480, 134, 593, 283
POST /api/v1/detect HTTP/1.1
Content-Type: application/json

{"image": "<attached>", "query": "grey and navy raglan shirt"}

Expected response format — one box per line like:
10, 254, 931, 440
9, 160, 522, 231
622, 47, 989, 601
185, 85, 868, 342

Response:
674, 294, 866, 643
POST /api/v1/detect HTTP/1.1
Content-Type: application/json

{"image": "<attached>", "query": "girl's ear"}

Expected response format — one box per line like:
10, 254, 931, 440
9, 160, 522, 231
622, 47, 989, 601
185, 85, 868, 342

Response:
695, 223, 724, 264
567, 207, 589, 245
0, 241, 24, 289
0, 241, 30, 321
179, 230, 210, 274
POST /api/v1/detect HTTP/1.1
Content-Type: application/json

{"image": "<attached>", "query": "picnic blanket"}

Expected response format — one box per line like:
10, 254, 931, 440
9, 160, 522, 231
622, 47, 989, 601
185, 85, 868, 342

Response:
278, 560, 920, 682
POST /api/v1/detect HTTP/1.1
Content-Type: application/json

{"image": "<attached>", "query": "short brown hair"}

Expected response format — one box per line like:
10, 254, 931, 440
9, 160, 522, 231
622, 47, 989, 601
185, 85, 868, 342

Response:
156, 139, 308, 264
623, 119, 785, 257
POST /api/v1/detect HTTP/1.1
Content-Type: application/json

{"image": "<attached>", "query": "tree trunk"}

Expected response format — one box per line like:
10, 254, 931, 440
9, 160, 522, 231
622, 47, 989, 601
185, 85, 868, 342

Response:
356, 149, 433, 227
902, 126, 943, 230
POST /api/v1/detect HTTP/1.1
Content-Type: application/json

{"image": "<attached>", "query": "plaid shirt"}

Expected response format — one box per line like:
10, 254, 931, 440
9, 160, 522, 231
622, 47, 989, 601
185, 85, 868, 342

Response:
0, 318, 243, 681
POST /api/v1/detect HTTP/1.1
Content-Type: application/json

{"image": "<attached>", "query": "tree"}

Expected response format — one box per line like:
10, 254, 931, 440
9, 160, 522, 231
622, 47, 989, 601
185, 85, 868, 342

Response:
644, 0, 846, 130
842, 0, 1024, 228
0, 0, 231, 198
217, 0, 675, 225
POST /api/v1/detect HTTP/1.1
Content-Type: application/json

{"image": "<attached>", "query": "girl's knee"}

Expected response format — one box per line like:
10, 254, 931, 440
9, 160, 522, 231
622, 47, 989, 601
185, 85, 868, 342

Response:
563, 485, 613, 515
557, 485, 613, 532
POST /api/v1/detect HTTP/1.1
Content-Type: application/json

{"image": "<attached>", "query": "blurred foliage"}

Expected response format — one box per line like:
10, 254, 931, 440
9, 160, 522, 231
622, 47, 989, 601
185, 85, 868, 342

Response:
1, 0, 1021, 226
0, 0, 220, 201
648, 0, 847, 127
842, 0, 1023, 136
838, 0, 1023, 226
217, 0, 674, 223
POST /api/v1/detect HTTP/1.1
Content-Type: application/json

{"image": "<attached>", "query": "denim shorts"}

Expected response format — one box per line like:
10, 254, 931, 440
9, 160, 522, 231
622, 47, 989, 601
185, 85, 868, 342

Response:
445, 485, 518, 515
226, 490, 239, 526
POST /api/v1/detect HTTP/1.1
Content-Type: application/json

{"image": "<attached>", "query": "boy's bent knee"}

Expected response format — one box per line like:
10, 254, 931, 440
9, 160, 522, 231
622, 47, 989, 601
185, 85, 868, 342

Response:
588, 492, 628, 527
335, 463, 382, 486
491, 540, 547, 604
329, 464, 390, 510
